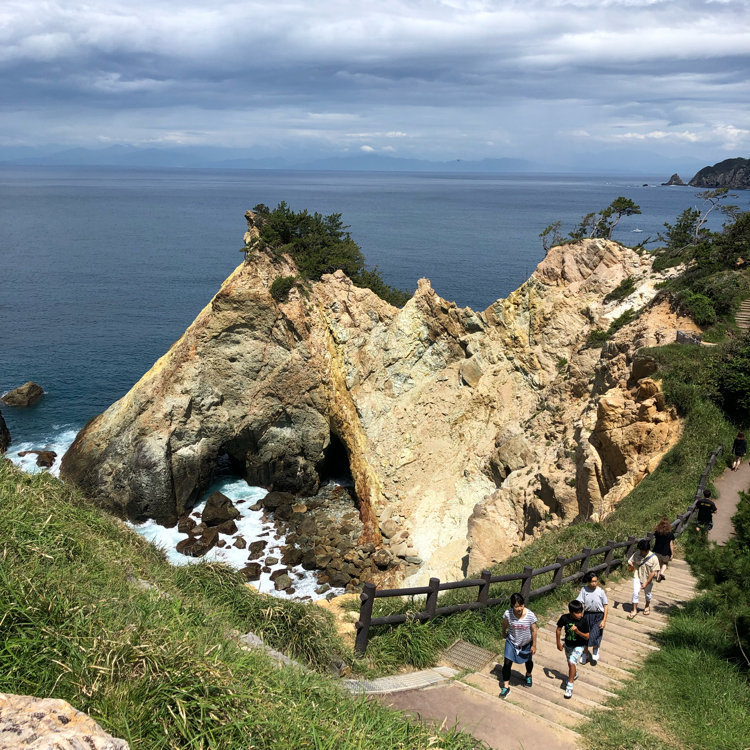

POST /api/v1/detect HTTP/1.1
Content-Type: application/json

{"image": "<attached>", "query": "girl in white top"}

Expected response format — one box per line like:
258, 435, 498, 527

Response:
577, 571, 608, 664
499, 592, 538, 697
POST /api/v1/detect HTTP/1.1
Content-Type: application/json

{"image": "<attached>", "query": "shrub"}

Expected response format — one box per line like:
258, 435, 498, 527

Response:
604, 275, 636, 302
270, 275, 297, 302
675, 290, 717, 326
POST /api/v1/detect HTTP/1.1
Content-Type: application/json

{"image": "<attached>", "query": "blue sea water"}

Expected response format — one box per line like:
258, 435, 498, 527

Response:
2, 165, 748, 454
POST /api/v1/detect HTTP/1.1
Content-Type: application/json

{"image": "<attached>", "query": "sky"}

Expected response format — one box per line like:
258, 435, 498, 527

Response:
2, 0, 749, 169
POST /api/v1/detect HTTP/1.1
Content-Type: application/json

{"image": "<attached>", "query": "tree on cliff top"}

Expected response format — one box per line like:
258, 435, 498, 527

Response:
250, 202, 411, 307
568, 196, 641, 241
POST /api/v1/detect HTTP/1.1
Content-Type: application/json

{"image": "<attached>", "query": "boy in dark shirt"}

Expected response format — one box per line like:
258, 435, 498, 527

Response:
695, 488, 717, 531
556, 599, 589, 699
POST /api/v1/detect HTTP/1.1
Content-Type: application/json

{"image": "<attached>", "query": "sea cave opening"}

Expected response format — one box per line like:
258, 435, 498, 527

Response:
316, 432, 356, 501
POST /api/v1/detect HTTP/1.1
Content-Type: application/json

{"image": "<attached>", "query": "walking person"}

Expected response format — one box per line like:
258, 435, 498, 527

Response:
695, 488, 718, 532
498, 593, 537, 698
653, 517, 675, 582
556, 600, 589, 699
731, 432, 746, 471
627, 539, 659, 618
577, 572, 607, 665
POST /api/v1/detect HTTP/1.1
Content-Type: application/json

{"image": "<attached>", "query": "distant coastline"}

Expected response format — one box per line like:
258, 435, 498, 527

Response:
664, 157, 750, 190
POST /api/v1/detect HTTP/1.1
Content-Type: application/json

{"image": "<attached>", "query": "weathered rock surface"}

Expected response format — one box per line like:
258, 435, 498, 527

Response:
61, 213, 695, 585
18, 449, 57, 468
0, 411, 10, 453
0, 692, 129, 749
1, 381, 44, 407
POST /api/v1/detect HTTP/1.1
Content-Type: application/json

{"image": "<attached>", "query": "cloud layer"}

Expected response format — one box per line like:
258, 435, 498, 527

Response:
2, 0, 749, 164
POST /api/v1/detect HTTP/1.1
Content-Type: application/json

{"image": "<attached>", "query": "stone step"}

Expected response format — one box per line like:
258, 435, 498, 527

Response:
535, 628, 642, 670
464, 671, 590, 730
538, 619, 658, 657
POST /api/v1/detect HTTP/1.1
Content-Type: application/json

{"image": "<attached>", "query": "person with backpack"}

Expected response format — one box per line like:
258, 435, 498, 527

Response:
695, 488, 717, 531
627, 539, 659, 618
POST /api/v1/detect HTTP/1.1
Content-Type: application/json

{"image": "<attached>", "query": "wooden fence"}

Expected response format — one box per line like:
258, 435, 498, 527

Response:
354, 444, 723, 655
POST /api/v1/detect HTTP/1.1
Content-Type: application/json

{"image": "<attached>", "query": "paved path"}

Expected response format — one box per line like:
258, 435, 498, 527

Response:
372, 558, 697, 749
735, 298, 750, 331
709, 460, 749, 545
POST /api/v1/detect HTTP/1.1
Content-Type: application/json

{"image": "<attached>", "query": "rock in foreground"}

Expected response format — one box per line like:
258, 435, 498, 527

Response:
0, 692, 129, 749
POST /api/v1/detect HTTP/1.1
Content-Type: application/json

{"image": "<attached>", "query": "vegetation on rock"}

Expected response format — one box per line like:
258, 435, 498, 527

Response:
688, 156, 750, 190
270, 274, 298, 302
250, 202, 411, 307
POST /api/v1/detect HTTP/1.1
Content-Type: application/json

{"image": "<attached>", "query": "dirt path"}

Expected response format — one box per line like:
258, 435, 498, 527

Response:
709, 460, 750, 545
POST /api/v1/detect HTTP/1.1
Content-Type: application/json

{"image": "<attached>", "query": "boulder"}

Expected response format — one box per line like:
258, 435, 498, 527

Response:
233, 536, 247, 549
241, 563, 262, 581
1, 382, 44, 407
177, 515, 197, 534
0, 692, 129, 749
18, 449, 57, 468
202, 491, 240, 526
175, 527, 219, 557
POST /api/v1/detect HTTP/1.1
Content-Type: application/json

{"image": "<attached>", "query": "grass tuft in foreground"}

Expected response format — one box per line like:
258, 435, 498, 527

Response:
0, 461, 481, 749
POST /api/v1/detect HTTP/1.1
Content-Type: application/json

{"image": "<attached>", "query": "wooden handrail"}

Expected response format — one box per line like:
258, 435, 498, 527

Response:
354, 444, 723, 655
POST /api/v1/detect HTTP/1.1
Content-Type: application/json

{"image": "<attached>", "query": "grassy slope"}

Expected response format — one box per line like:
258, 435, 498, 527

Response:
0, 461, 480, 749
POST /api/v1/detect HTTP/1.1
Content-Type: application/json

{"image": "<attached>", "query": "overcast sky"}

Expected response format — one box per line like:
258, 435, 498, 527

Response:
2, 0, 749, 167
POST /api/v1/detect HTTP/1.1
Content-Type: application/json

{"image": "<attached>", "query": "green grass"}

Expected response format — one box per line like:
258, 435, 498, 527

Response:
0, 461, 481, 749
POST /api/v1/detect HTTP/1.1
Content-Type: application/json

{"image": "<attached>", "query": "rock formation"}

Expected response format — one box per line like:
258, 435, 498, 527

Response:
0, 410, 9, 453
688, 157, 750, 189
1, 381, 44, 407
661, 173, 685, 186
0, 693, 129, 749
62, 212, 695, 586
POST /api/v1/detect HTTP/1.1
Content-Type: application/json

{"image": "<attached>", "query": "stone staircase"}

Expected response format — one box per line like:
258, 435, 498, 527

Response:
736, 297, 750, 330
459, 558, 697, 747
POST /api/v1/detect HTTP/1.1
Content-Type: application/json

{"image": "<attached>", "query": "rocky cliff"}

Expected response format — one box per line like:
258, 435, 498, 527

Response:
688, 157, 750, 189
62, 213, 696, 586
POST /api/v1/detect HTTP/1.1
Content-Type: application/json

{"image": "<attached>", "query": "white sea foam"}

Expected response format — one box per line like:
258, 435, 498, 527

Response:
8, 428, 338, 601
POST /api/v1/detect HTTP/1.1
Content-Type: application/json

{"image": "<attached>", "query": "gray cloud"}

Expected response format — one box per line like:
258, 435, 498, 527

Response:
1, 0, 748, 163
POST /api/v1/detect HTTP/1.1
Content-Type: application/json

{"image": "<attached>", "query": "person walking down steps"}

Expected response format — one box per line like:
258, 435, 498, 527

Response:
577, 572, 608, 665
556, 600, 589, 699
498, 593, 538, 698
652, 517, 675, 582
627, 539, 659, 618
695, 488, 718, 532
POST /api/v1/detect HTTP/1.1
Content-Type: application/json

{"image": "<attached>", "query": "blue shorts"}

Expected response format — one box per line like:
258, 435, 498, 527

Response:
504, 639, 533, 664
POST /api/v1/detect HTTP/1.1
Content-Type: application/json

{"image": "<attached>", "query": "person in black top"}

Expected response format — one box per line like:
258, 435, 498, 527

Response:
556, 600, 589, 699
695, 488, 717, 531
731, 432, 746, 471
652, 517, 675, 582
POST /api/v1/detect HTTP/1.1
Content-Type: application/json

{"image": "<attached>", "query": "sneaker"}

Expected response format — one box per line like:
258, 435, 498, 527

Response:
580, 652, 588, 665
564, 683, 573, 699
499, 687, 510, 698
525, 674, 532, 687
591, 648, 599, 664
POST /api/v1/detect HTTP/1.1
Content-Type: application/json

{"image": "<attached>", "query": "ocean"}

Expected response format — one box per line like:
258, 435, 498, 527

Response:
2, 165, 747, 593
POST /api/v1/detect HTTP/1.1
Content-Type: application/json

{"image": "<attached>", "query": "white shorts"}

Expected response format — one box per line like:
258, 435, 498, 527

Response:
564, 645, 585, 664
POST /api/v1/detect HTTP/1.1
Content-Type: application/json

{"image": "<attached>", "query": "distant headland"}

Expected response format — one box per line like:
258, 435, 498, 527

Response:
664, 157, 750, 189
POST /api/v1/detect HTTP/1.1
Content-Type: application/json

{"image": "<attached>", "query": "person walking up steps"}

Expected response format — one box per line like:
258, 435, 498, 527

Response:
556, 600, 589, 699
498, 593, 538, 698
731, 431, 746, 471
627, 539, 659, 618
695, 488, 718, 532
577, 572, 608, 665
653, 517, 675, 582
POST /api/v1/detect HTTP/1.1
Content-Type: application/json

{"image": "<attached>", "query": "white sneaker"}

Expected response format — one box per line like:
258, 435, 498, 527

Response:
564, 683, 574, 699
592, 648, 600, 660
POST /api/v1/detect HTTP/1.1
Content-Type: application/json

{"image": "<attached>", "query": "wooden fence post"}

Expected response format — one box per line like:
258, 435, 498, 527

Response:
354, 582, 377, 656
580, 547, 592, 576
478, 570, 492, 606
425, 577, 440, 620
552, 556, 566, 587
603, 542, 617, 575
520, 566, 534, 600
625, 535, 638, 560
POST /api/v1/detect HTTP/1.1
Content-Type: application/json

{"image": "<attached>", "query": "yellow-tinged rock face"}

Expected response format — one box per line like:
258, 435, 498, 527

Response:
62, 228, 695, 586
